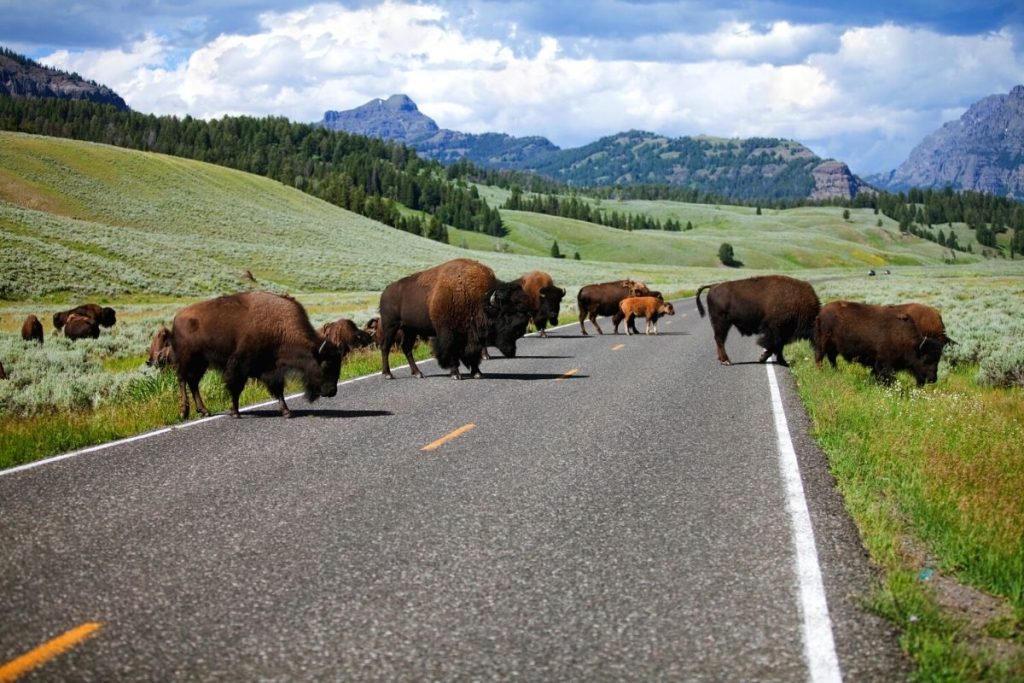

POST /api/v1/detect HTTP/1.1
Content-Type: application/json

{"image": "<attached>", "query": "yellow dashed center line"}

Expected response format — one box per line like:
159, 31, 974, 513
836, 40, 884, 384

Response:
556, 368, 580, 381
0, 622, 102, 683
611, 344, 625, 351
421, 423, 476, 451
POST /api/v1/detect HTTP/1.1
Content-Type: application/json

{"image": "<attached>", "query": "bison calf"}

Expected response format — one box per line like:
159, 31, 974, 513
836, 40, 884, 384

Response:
63, 313, 100, 340
21, 314, 44, 344
620, 296, 675, 335
146, 325, 176, 368
696, 275, 819, 366
577, 279, 651, 335
171, 292, 342, 419
814, 300, 946, 386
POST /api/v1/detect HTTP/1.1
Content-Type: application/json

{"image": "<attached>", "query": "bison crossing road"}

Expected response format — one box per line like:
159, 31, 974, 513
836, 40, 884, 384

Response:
0, 296, 908, 681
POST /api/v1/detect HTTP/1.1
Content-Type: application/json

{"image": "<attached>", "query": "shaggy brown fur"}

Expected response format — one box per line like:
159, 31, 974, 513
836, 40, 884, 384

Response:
170, 291, 342, 419
577, 279, 651, 335
619, 296, 675, 335
21, 314, 44, 344
889, 302, 954, 346
695, 275, 819, 366
63, 313, 100, 340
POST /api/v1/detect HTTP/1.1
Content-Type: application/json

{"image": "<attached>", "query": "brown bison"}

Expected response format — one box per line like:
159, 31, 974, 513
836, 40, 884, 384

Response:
170, 291, 342, 419
695, 275, 819, 366
378, 258, 532, 380
21, 314, 44, 344
620, 296, 675, 335
318, 318, 373, 355
814, 300, 947, 386
146, 325, 176, 368
577, 279, 651, 335
515, 271, 566, 337
63, 313, 100, 340
0, 359, 6, 380
53, 304, 116, 330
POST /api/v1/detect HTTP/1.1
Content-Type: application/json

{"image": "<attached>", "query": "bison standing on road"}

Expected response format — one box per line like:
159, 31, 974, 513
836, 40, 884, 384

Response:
170, 291, 342, 419
63, 313, 100, 340
515, 271, 566, 337
620, 296, 675, 335
21, 315, 44, 344
378, 258, 532, 380
53, 304, 116, 331
695, 275, 819, 366
814, 300, 946, 386
577, 279, 651, 335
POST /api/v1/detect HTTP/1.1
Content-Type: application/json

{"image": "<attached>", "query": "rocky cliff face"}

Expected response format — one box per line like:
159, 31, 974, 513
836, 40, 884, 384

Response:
873, 85, 1024, 198
321, 94, 438, 142
810, 160, 868, 200
0, 50, 129, 110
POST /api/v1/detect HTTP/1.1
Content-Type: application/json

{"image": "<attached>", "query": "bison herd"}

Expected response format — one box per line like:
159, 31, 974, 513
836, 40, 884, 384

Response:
2, 262, 955, 415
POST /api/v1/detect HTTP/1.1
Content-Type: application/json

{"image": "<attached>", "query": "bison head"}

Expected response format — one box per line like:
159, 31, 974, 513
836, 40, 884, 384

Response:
98, 307, 117, 328
306, 338, 343, 401
536, 285, 566, 327
486, 283, 533, 358
53, 311, 68, 330
146, 326, 176, 368
626, 280, 650, 297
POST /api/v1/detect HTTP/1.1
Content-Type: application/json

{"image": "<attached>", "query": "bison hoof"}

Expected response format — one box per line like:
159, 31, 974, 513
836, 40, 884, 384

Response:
382, 372, 394, 380
472, 371, 483, 379
719, 360, 732, 366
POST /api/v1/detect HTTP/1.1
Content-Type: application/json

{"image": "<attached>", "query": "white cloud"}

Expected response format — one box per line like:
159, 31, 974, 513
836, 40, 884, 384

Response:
35, 3, 1024, 173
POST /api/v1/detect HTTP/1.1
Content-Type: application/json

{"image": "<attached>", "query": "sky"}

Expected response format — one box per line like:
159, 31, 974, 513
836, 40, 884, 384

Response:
2, 0, 1023, 174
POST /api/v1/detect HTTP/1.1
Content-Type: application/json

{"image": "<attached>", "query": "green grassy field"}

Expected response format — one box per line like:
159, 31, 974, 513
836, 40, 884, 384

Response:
1, 131, 1022, 678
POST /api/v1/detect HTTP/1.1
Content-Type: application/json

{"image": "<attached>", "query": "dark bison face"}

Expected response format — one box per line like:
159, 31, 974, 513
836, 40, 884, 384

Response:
53, 311, 68, 330
146, 327, 175, 368
307, 339, 342, 400
352, 328, 373, 349
537, 286, 566, 327
487, 284, 533, 358
99, 307, 117, 327
911, 337, 946, 385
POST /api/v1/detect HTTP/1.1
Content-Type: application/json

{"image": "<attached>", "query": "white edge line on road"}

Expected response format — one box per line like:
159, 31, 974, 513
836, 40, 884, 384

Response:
0, 316, 609, 478
767, 363, 843, 683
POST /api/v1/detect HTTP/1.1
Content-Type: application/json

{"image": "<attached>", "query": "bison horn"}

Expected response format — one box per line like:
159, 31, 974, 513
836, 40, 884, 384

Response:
489, 291, 498, 306
318, 339, 329, 356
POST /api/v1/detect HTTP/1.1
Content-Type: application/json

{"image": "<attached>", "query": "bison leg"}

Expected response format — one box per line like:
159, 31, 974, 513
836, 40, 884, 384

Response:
188, 377, 209, 418
401, 332, 423, 378
589, 312, 604, 335
711, 319, 732, 365
578, 310, 589, 336
178, 380, 191, 420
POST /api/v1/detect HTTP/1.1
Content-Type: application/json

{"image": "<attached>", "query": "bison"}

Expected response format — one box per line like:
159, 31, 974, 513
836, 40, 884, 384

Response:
146, 325, 176, 368
515, 271, 566, 337
318, 318, 373, 355
63, 313, 100, 340
695, 275, 820, 366
21, 314, 44, 344
577, 279, 651, 335
620, 296, 675, 335
814, 300, 946, 386
170, 291, 342, 419
378, 258, 532, 380
53, 304, 116, 331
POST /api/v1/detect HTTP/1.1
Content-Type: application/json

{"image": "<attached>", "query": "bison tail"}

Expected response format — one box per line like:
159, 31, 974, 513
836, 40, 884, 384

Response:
695, 284, 713, 318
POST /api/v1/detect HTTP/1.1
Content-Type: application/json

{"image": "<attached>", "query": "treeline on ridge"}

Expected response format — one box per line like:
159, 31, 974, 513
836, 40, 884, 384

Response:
0, 96, 503, 241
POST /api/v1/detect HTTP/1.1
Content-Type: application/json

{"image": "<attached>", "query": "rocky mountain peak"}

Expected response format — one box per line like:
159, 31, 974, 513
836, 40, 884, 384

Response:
321, 94, 438, 142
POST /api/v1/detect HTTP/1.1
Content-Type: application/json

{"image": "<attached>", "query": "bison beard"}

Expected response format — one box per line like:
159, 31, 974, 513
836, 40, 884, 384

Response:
695, 275, 819, 366
170, 292, 342, 419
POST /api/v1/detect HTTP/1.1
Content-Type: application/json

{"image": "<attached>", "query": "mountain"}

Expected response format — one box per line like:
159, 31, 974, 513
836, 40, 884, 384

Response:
320, 94, 560, 168
320, 95, 866, 201
869, 85, 1024, 198
0, 47, 129, 110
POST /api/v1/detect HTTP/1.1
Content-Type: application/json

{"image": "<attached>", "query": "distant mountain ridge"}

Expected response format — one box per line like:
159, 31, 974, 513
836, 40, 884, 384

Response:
0, 47, 129, 110
320, 94, 866, 201
869, 85, 1024, 198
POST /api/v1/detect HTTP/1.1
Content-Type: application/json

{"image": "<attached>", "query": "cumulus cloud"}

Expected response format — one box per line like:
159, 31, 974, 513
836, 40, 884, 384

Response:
36, 2, 1024, 173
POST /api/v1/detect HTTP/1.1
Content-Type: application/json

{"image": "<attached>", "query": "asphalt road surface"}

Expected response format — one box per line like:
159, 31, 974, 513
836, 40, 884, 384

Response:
0, 299, 910, 681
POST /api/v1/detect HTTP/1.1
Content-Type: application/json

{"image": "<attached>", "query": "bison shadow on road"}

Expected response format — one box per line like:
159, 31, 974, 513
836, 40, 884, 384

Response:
238, 409, 394, 419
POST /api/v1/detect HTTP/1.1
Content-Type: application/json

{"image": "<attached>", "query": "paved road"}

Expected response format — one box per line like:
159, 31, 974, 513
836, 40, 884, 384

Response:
0, 299, 909, 681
